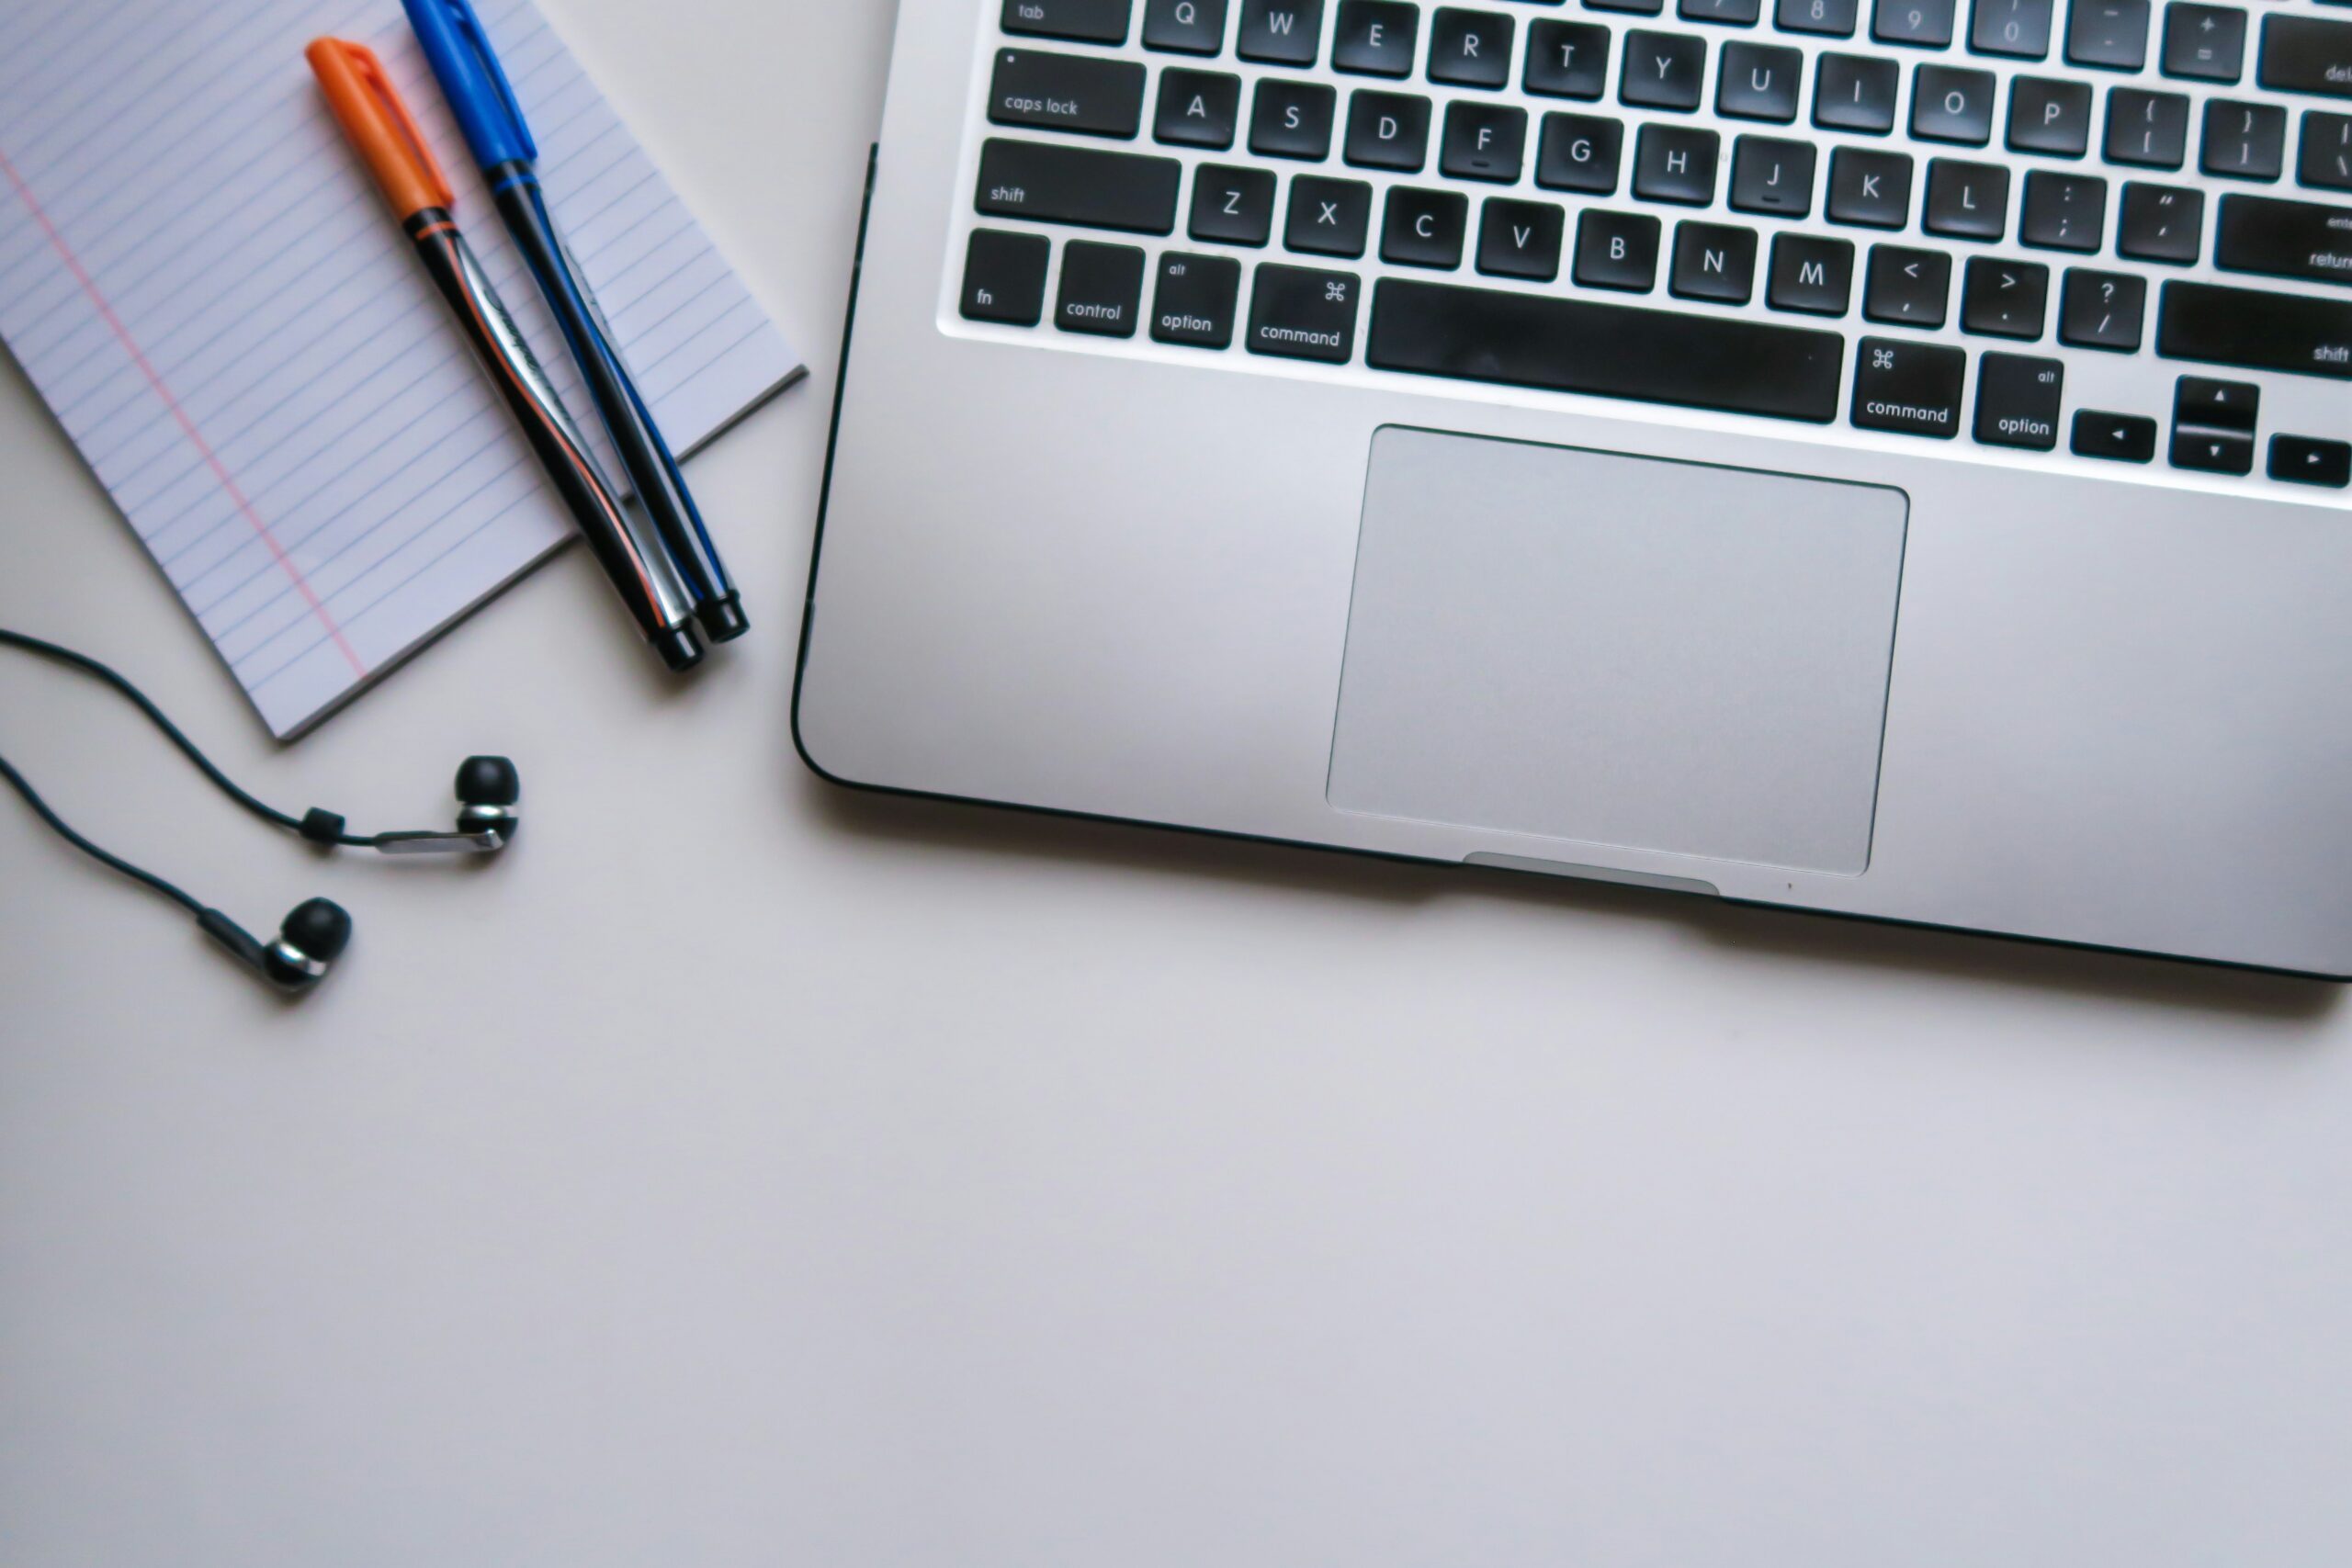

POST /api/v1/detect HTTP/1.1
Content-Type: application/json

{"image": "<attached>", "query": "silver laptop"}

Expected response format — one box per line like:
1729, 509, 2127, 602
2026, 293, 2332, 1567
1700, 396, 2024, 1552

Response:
796, 0, 2352, 976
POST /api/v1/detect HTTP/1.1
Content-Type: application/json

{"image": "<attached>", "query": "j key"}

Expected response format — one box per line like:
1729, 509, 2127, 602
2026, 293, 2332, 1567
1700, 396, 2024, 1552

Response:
1971, 0, 2054, 59
1852, 335, 1968, 438
1670, 221, 1761, 302
1768, 234, 1858, 313
1003, 0, 1132, 45
2159, 280, 2352, 379
2020, 171, 2107, 252
1144, 0, 1229, 53
1634, 126, 1722, 204
2007, 78, 2093, 156
2118, 182, 2205, 262
1731, 137, 1818, 216
2201, 101, 2288, 182
1537, 114, 1625, 193
1924, 160, 2009, 239
2304, 113, 2352, 192
2269, 435, 2352, 489
2160, 4, 2245, 84
1865, 245, 1953, 326
1149, 251, 1244, 345
1575, 209, 1665, 288
1368, 277, 1849, 422
1441, 103, 1530, 181
1973, 351, 2064, 448
1526, 22, 1612, 99
2215, 194, 2352, 286
1828, 149, 1916, 227
1055, 240, 1148, 336
1622, 32, 1709, 111
2071, 411, 2159, 462
1157, 70, 1242, 147
2060, 268, 2147, 350
1190, 164, 1278, 243
1815, 55, 1901, 135
1287, 175, 1374, 255
1914, 67, 1998, 145
1346, 91, 1432, 170
960, 229, 1053, 324
1962, 256, 2051, 337
1477, 197, 1568, 279
977, 139, 1182, 233
2066, 0, 2150, 69
1250, 81, 1338, 158
990, 50, 1148, 139
1718, 44, 1804, 122
1382, 186, 1470, 267
2106, 89, 2191, 169
1247, 263, 1362, 361
1429, 8, 1516, 89
1872, 0, 1957, 48
1333, 1, 1419, 75
1238, 0, 1326, 66
1778, 0, 1861, 36
2258, 17, 2352, 101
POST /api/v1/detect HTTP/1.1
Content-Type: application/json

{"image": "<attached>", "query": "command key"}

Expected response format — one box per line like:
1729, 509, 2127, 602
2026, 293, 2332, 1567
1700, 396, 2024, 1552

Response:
1246, 265, 1362, 364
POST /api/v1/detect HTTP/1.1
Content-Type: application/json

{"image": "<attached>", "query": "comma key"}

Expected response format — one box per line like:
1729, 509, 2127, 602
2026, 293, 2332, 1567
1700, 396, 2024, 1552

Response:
1247, 265, 1363, 362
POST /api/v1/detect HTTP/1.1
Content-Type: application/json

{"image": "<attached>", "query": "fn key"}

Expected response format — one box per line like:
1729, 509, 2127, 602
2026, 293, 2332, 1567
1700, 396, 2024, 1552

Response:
961, 230, 1051, 325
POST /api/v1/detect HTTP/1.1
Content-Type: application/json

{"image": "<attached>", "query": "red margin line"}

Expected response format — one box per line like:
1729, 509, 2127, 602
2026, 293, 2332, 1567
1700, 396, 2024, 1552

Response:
0, 141, 368, 681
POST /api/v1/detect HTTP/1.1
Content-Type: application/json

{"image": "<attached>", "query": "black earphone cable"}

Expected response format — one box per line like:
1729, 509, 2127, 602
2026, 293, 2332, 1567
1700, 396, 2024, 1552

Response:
0, 750, 204, 917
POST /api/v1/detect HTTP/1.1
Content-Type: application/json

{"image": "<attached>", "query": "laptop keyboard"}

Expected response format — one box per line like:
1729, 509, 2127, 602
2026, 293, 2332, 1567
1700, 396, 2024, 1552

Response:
948, 0, 2351, 491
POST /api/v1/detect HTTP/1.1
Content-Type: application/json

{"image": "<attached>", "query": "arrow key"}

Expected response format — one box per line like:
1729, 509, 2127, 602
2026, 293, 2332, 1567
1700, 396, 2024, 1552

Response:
2071, 411, 2158, 463
2269, 435, 2352, 489
2171, 429, 2256, 475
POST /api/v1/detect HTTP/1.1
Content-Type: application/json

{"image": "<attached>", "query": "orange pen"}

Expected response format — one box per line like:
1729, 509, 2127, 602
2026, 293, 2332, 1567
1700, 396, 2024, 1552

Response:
305, 39, 705, 672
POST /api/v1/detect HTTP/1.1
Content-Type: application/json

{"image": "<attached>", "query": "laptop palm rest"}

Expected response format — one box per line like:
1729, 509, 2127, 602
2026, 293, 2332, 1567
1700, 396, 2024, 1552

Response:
1328, 428, 1910, 876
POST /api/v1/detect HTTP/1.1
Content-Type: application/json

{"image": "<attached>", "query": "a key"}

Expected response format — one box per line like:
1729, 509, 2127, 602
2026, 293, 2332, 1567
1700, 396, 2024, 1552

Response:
1778, 0, 1861, 36
1238, 0, 1326, 66
1250, 81, 1338, 159
960, 230, 1054, 324
1368, 278, 1849, 421
1815, 55, 1901, 134
2105, 89, 2191, 169
1055, 240, 1148, 336
1144, 0, 1229, 53
977, 139, 1183, 233
2067, 0, 2151, 69
1149, 251, 1244, 344
1382, 187, 1471, 267
2007, 78, 2093, 157
1865, 245, 1953, 326
2215, 194, 2352, 286
2257, 17, 2352, 101
1429, 8, 1516, 88
2160, 5, 2245, 83
2304, 113, 2352, 192
1671, 222, 1761, 301
1537, 114, 1626, 193
1286, 175, 1374, 256
1828, 149, 1916, 227
990, 50, 1148, 139
1345, 91, 1432, 170
1769, 234, 1858, 313
2060, 268, 2148, 350
1925, 159, 2010, 239
1973, 351, 2065, 447
1872, 0, 1958, 48
2072, 411, 2159, 462
1852, 335, 1968, 437
1913, 66, 1998, 145
1731, 136, 1819, 215
1575, 209, 1665, 288
1441, 103, 1530, 181
1003, 0, 1133, 45
1247, 263, 1362, 360
2158, 281, 2352, 378
2020, 171, 2108, 252
1622, 31, 1710, 110
1333, 0, 1419, 75
2117, 182, 2204, 262
2200, 101, 2288, 181
1719, 44, 1805, 121
1526, 22, 1612, 99
1156, 70, 1242, 147
1971, 0, 2054, 58
1634, 125, 1722, 203
1476, 198, 1568, 279
2269, 435, 2352, 489
1189, 164, 1278, 244
1962, 256, 2051, 337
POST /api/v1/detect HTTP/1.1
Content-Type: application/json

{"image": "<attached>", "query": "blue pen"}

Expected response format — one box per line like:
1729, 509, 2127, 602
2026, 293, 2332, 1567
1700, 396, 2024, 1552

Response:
402, 0, 748, 643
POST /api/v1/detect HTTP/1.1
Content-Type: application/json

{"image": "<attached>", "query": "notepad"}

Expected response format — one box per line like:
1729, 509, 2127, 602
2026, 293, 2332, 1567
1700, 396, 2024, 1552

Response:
0, 0, 802, 738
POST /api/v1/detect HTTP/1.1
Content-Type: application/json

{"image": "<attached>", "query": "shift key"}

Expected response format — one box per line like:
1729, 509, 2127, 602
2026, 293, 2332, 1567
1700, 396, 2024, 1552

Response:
1247, 265, 1363, 363
976, 139, 1181, 234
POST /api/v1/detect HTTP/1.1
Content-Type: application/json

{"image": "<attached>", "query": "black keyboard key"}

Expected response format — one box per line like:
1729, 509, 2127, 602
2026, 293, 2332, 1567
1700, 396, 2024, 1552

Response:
2159, 280, 2352, 378
1962, 255, 2051, 336
1382, 186, 1470, 266
1974, 350, 2064, 446
1914, 67, 1998, 145
1004, 0, 1132, 44
1731, 136, 1819, 215
1056, 240, 1148, 335
1778, 0, 1860, 36
1671, 221, 1761, 301
1286, 174, 1375, 255
1526, 22, 1612, 99
1719, 44, 1805, 121
991, 49, 1148, 139
1622, 31, 1709, 110
1971, 0, 2054, 58
1828, 148, 1916, 227
2072, 410, 2159, 461
1149, 251, 1244, 344
2175, 374, 2259, 432
1575, 209, 1665, 288
1852, 336, 1967, 437
2304, 113, 2352, 192
978, 139, 1183, 233
2066, 0, 2150, 69
2171, 427, 2255, 474
960, 229, 1053, 324
2200, 100, 2288, 181
1238, 0, 1325, 64
1634, 125, 1722, 203
1769, 234, 1858, 313
1681, 0, 1765, 25
2258, 17, 2352, 101
2021, 171, 2107, 250
1156, 69, 1243, 147
2059, 267, 2147, 349
2270, 434, 2352, 488
1477, 197, 1568, 279
1588, 0, 1665, 12
1247, 263, 1363, 360
2007, 78, 2093, 157
1430, 8, 1515, 87
1189, 163, 1278, 243
2118, 181, 2205, 261
1865, 245, 1953, 326
1145, 0, 1229, 52
1925, 159, 2010, 238
1250, 81, 1338, 158
2215, 193, 2352, 285
1872, 0, 1957, 48
1346, 90, 1432, 169
2105, 89, 2191, 168
1333, 0, 1419, 74
1815, 54, 1901, 133
1368, 277, 1849, 421
2161, 4, 2245, 83
1442, 103, 1530, 181
1537, 113, 1626, 193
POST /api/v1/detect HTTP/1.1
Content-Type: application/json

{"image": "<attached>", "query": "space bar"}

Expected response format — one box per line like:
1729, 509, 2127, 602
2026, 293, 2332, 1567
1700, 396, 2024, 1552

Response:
1365, 279, 1848, 425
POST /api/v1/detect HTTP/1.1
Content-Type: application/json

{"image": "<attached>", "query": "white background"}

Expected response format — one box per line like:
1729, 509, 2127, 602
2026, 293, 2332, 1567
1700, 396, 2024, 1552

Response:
4, 3, 2348, 1564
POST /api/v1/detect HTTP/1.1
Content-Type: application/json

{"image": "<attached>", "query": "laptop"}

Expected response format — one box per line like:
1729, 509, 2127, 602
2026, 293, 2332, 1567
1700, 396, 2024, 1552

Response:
796, 0, 2352, 976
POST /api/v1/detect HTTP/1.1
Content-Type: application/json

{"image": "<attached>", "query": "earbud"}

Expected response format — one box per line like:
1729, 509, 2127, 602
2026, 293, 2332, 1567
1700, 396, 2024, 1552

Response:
345, 755, 522, 855
197, 897, 353, 995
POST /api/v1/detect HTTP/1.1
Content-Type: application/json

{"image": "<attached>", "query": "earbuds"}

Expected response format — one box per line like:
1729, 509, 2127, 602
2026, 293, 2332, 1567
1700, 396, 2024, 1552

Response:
316, 755, 522, 855
198, 898, 356, 995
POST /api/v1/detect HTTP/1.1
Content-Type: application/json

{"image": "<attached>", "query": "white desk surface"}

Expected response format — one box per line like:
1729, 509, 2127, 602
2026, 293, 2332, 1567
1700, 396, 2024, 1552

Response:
4, 5, 2348, 1564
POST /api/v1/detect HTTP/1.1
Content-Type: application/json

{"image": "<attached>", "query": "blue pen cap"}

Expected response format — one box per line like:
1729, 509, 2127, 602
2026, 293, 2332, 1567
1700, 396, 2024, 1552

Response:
401, 0, 537, 171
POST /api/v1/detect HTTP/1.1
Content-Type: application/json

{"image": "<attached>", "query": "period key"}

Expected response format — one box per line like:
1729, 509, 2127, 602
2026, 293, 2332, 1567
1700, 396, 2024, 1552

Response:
1247, 265, 1362, 362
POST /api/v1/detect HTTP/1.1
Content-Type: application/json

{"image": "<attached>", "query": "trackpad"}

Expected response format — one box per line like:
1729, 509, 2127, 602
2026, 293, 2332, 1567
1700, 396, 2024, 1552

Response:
1329, 428, 1908, 875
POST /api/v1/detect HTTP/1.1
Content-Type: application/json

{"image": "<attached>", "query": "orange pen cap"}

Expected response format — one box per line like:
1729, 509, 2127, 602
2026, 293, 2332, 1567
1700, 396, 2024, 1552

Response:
306, 38, 455, 220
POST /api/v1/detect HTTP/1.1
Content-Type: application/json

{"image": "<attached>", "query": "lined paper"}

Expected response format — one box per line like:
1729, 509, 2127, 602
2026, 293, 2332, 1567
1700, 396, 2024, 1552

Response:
0, 0, 801, 737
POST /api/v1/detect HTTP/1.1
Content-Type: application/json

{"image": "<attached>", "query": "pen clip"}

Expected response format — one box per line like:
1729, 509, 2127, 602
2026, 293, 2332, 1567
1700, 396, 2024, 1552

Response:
435, 0, 537, 163
331, 39, 456, 208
